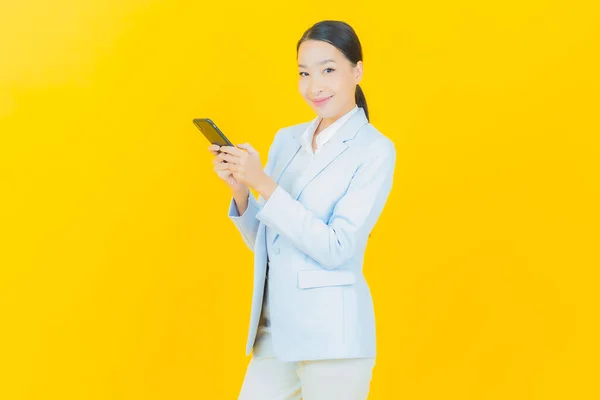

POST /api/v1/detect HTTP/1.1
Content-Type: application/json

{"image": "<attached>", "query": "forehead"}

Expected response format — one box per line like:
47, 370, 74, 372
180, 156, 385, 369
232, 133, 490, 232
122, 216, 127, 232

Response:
297, 40, 344, 66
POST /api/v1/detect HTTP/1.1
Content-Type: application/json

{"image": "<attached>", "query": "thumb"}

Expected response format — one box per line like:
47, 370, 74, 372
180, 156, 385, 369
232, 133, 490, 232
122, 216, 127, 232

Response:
237, 142, 258, 155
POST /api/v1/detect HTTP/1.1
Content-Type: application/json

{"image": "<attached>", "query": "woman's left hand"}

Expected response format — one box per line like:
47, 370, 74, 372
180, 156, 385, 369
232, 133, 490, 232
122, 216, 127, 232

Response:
220, 143, 277, 197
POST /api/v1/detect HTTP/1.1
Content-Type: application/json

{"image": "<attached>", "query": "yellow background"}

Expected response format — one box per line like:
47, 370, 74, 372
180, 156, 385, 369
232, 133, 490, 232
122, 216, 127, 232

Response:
1, 0, 599, 398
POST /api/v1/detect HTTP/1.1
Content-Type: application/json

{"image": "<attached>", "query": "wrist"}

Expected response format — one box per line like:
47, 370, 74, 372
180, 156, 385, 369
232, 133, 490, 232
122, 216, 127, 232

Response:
256, 175, 277, 200
232, 186, 249, 199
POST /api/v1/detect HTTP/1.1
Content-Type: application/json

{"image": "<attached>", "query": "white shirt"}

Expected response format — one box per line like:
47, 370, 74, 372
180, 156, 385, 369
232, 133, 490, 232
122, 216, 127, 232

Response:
301, 105, 359, 155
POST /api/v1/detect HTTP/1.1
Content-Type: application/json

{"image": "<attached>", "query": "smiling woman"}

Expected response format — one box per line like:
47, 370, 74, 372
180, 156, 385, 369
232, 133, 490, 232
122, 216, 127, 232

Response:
296, 22, 369, 133
207, 20, 396, 400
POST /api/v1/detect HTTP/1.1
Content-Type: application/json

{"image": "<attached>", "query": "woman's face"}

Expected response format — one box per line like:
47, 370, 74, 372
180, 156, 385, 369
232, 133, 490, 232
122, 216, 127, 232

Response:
297, 40, 363, 120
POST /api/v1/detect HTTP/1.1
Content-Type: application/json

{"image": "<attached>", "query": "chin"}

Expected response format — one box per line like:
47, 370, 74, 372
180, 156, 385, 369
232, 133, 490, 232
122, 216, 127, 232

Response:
318, 109, 341, 119
311, 104, 337, 118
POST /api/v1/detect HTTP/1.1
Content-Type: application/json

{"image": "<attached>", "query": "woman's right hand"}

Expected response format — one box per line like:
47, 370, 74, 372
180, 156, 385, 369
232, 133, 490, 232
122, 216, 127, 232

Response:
208, 144, 248, 193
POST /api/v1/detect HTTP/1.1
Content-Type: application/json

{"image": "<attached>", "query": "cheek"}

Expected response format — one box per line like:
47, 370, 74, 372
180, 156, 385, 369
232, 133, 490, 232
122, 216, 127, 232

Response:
298, 80, 309, 97
332, 75, 351, 95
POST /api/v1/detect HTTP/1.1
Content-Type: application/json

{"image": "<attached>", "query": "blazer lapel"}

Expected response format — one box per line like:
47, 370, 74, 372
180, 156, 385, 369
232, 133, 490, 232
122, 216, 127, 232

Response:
270, 132, 302, 184
258, 127, 303, 206
289, 107, 369, 200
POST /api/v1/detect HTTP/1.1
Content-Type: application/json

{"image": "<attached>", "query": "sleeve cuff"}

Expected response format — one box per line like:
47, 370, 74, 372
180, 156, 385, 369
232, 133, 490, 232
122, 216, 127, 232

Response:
255, 185, 289, 226
228, 191, 258, 219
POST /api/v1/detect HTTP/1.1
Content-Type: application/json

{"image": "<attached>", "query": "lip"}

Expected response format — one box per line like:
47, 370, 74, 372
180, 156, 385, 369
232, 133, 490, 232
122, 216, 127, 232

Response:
312, 95, 333, 106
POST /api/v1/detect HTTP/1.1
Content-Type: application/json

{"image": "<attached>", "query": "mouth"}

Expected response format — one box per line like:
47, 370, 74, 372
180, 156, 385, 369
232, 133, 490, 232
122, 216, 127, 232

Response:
312, 95, 333, 106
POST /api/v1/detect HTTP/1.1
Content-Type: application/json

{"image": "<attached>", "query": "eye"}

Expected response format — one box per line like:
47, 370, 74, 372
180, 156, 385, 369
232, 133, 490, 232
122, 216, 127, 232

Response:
299, 71, 308, 77
324, 68, 335, 74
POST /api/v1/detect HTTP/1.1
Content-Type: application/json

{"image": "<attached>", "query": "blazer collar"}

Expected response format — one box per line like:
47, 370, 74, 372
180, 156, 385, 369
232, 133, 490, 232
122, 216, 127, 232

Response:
296, 106, 366, 146
271, 107, 369, 200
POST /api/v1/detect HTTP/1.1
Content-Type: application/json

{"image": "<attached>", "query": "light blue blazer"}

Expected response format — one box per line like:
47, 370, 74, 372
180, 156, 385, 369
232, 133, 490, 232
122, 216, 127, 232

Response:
228, 107, 396, 362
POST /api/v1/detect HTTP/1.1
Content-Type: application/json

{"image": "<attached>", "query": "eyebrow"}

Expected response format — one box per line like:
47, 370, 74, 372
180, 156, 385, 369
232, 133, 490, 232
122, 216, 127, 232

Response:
298, 59, 337, 68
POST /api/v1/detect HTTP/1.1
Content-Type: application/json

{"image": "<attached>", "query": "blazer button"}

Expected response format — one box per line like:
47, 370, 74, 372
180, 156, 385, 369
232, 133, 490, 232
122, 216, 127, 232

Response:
274, 248, 280, 255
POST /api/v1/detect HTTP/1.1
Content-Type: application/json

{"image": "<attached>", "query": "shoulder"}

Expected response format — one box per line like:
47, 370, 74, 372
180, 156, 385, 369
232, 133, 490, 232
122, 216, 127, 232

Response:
275, 120, 311, 141
354, 122, 396, 161
267, 120, 310, 153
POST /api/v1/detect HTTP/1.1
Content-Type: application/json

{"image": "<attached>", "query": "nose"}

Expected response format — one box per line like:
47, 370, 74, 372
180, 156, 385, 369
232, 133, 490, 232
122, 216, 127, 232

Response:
307, 76, 325, 98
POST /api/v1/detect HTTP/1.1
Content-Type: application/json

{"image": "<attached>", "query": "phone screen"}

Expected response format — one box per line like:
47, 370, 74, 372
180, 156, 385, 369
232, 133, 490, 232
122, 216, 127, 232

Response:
193, 118, 234, 147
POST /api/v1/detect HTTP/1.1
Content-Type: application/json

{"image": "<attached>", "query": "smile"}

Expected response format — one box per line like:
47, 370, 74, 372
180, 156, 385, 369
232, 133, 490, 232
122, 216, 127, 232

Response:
312, 95, 333, 106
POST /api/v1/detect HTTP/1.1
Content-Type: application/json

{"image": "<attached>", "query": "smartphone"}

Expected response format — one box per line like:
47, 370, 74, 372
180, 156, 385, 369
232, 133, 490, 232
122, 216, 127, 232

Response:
193, 118, 234, 148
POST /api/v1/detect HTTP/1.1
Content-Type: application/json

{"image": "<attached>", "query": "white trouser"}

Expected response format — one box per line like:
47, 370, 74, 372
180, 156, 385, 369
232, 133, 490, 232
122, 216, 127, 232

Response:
238, 352, 376, 400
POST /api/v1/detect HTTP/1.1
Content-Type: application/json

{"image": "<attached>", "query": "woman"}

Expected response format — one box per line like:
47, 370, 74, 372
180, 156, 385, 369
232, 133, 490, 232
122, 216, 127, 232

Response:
208, 20, 396, 400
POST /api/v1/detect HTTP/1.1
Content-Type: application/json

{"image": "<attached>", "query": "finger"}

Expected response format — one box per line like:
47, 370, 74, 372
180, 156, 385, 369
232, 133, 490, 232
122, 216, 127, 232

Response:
213, 153, 225, 165
222, 152, 239, 164
213, 161, 229, 171
225, 163, 240, 173
214, 152, 237, 164
236, 143, 258, 155
232, 171, 244, 182
219, 146, 246, 157
208, 144, 220, 152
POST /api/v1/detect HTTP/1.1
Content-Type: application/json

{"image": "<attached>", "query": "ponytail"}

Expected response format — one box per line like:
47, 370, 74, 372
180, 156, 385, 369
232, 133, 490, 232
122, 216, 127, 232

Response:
355, 84, 369, 122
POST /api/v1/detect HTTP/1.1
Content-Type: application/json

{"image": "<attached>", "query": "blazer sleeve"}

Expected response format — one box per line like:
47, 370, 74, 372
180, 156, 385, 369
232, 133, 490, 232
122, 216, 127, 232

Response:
255, 137, 396, 269
227, 191, 261, 251
227, 128, 284, 251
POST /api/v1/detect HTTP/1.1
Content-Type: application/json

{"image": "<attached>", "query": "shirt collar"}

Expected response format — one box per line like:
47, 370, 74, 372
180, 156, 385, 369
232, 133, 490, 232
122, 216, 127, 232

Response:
302, 105, 360, 154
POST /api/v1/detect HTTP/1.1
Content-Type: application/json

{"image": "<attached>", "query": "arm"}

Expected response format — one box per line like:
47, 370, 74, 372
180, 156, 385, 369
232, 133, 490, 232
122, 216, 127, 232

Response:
227, 189, 261, 251
227, 129, 283, 251
255, 138, 396, 269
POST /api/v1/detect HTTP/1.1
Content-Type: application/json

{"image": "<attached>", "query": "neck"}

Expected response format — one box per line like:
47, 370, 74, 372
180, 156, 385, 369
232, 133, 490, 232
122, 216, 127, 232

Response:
317, 103, 357, 133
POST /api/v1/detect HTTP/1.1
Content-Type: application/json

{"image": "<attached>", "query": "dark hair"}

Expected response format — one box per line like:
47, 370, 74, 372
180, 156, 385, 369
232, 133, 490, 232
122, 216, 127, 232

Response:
296, 20, 369, 122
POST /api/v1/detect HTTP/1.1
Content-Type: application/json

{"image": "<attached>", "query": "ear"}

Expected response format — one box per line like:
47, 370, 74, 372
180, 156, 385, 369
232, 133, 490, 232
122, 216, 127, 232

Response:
355, 60, 364, 84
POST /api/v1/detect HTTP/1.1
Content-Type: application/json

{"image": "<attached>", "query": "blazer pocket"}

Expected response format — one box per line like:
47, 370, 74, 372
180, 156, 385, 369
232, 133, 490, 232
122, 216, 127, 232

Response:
297, 269, 356, 289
